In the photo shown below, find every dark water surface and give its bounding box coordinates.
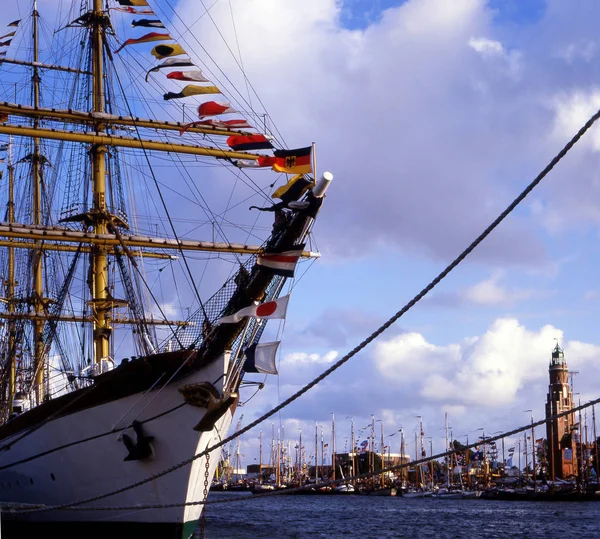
[203,491,600,538]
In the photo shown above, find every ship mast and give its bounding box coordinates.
[31,0,45,404]
[6,140,16,416]
[90,0,111,368]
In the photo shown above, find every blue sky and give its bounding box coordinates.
[3,0,600,468]
[341,0,547,29]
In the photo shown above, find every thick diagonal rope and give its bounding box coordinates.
[21,107,600,514]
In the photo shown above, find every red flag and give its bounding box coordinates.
[166,70,209,83]
[112,7,155,14]
[197,101,237,117]
[216,295,289,325]
[178,119,253,135]
[226,134,273,151]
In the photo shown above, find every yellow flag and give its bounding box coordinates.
[272,175,310,200]
[151,44,186,60]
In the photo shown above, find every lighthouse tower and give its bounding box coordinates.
[545,343,578,480]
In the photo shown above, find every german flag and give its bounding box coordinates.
[272,147,312,174]
[151,43,186,60]
[114,32,171,54]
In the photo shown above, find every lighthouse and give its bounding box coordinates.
[544,343,578,481]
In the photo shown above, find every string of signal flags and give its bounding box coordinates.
[111,0,312,176]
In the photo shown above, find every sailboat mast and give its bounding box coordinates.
[350,418,355,483]
[315,422,318,483]
[259,431,262,485]
[6,140,16,416]
[380,421,385,488]
[31,0,45,404]
[90,0,111,367]
[331,413,335,481]
[445,412,450,488]
[414,431,419,487]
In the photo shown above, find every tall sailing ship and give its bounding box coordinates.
[0,0,331,537]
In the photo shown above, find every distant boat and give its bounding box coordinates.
[333,483,355,494]
[333,465,355,494]
[433,487,464,499]
[403,490,432,498]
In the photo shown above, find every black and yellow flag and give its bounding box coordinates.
[151,43,186,60]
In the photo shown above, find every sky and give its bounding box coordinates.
[2,0,600,470]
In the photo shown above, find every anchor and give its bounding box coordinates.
[122,420,155,461]
[178,382,238,432]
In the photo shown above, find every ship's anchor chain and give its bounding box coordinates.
[199,451,210,539]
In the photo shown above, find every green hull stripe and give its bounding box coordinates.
[182,520,197,539]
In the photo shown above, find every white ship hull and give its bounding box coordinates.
[0,354,234,539]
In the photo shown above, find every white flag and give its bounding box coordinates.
[216,295,289,325]
[243,342,280,375]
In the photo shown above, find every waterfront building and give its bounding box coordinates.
[545,343,578,480]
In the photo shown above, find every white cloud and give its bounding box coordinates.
[372,318,565,407]
[170,0,546,266]
[283,351,339,365]
[469,36,504,56]
[548,90,600,152]
[463,272,535,306]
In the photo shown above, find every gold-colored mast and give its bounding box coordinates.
[6,141,16,416]
[90,0,111,368]
[31,0,45,405]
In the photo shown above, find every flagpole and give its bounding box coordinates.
[311,141,317,182]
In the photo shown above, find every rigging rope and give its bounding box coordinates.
[19,97,600,515]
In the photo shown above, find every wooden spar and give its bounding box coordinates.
[0,223,321,258]
[0,102,254,138]
[0,240,175,259]
[0,124,262,160]
[0,312,192,326]
[0,58,91,75]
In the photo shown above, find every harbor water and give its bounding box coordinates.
[203,492,600,538]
